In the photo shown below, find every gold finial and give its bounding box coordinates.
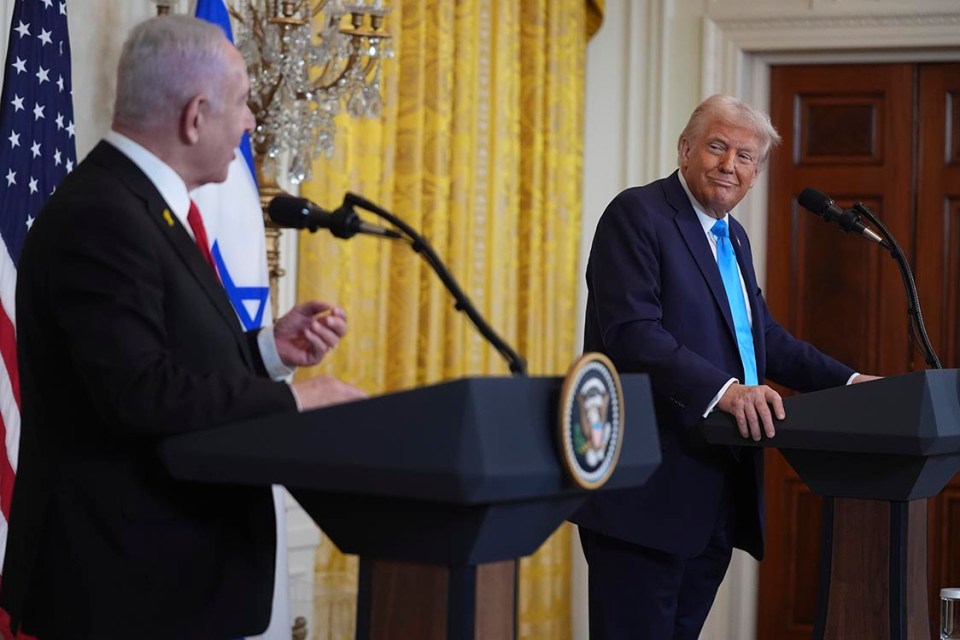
[292,616,308,640]
[152,1,177,15]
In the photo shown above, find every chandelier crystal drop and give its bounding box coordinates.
[228,0,392,184]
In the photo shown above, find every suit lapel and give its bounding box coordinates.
[147,197,247,342]
[664,172,738,341]
[86,142,253,369]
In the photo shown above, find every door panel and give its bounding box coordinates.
[761,63,916,640]
[916,63,960,638]
[766,64,914,377]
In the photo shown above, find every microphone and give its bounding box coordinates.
[797,187,887,247]
[267,195,401,239]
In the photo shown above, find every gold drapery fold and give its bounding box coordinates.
[297,1,599,637]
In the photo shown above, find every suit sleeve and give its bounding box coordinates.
[44,197,296,438]
[759,297,856,391]
[245,330,269,378]
[730,223,856,391]
[586,191,734,426]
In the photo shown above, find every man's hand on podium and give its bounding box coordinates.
[717,383,786,442]
[291,374,368,411]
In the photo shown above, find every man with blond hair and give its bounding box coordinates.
[574,95,878,639]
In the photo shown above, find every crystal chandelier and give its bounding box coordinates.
[228,0,393,183]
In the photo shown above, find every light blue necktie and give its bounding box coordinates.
[711,219,758,386]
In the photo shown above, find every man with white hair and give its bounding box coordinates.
[573,95,878,639]
[0,16,364,639]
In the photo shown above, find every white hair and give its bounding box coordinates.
[677,95,782,169]
[113,16,232,131]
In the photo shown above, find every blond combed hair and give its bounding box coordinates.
[677,95,782,169]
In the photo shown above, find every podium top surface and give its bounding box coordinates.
[161,374,661,505]
[701,369,960,455]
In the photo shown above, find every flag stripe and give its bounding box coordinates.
[0,305,19,409]
[0,422,13,520]
[0,512,7,574]
[0,240,20,485]
[0,240,17,330]
[0,346,20,474]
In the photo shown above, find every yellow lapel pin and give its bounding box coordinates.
[162,208,175,227]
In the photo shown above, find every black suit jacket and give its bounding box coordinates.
[572,172,854,559]
[1,142,298,639]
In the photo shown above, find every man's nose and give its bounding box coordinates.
[718,150,735,173]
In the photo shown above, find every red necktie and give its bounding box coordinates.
[186,200,219,279]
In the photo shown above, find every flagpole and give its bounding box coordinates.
[254,155,287,321]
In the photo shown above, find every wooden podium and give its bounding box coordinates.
[161,375,661,640]
[702,370,960,640]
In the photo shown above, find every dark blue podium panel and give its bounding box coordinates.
[162,375,661,564]
[700,370,960,500]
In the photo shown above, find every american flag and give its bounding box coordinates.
[0,0,76,628]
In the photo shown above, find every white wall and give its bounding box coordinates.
[67,1,156,157]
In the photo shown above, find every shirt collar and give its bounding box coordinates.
[104,130,192,234]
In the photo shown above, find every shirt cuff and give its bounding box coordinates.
[257,326,296,381]
[703,378,739,418]
[846,372,860,385]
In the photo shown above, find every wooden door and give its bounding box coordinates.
[761,64,917,640]
[916,64,960,638]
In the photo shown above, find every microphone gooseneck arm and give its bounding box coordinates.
[833,207,889,249]
[850,202,941,369]
[343,192,528,377]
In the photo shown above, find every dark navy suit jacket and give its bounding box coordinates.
[571,171,854,560]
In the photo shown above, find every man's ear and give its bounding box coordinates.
[679,137,690,167]
[180,94,205,145]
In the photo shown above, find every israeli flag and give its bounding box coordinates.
[192,3,291,640]
[192,0,272,331]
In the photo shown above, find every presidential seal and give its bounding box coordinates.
[559,353,624,489]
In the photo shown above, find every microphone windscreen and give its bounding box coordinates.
[797,187,833,216]
[267,196,311,229]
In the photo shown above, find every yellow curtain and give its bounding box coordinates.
[298,1,602,637]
